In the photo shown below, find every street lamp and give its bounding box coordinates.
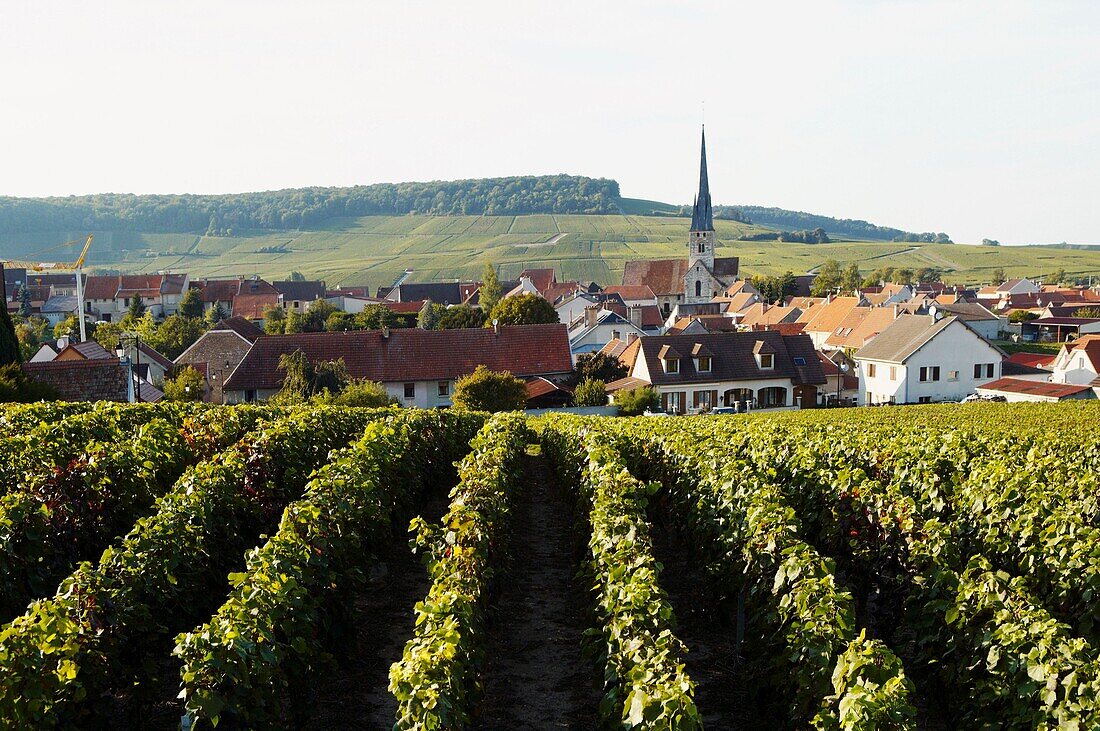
[836,361,849,407]
[116,332,142,403]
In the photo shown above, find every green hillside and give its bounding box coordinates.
[6,214,1100,291]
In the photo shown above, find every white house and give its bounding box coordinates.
[853,314,1005,405]
[1050,335,1100,385]
[567,308,646,357]
[977,278,1041,301]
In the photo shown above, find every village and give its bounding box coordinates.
[4,130,1100,411]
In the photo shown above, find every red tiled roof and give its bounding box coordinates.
[638,304,664,328]
[382,300,425,314]
[622,259,689,297]
[232,293,279,320]
[137,342,174,370]
[193,279,242,302]
[525,377,571,399]
[1005,352,1056,369]
[519,268,556,295]
[60,340,115,360]
[213,316,264,342]
[603,285,657,301]
[977,377,1093,399]
[605,376,650,393]
[85,274,170,301]
[543,281,583,304]
[224,324,574,391]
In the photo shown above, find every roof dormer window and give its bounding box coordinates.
[753,340,776,370]
[691,342,714,373]
[659,344,683,374]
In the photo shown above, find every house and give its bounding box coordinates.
[55,340,116,361]
[975,378,1095,403]
[190,277,279,319]
[853,314,1005,405]
[822,306,899,351]
[525,377,574,408]
[605,331,825,414]
[118,341,174,387]
[84,273,189,321]
[622,129,739,315]
[739,303,803,330]
[799,296,863,349]
[175,316,264,403]
[567,307,647,357]
[927,302,1004,341]
[1021,316,1100,343]
[1049,335,1100,386]
[381,281,474,305]
[222,323,574,407]
[818,351,859,405]
[21,359,130,402]
[40,294,80,326]
[601,285,659,308]
[555,292,626,327]
[273,280,327,313]
[978,278,1041,301]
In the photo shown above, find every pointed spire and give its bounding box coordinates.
[690,126,713,231]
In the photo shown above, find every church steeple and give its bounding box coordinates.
[690,126,713,232]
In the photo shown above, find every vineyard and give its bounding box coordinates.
[0,401,1096,729]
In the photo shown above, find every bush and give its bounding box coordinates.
[451,365,527,412]
[487,293,558,326]
[163,366,206,402]
[614,386,658,416]
[332,379,396,407]
[1008,310,1040,323]
[573,378,607,407]
[0,364,58,403]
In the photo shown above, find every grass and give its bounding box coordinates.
[5,214,1100,292]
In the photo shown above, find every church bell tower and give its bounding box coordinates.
[685,127,715,303]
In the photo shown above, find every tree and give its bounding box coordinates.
[284,310,305,334]
[916,267,943,283]
[303,299,338,332]
[163,366,205,401]
[205,302,228,326]
[811,260,842,296]
[991,268,1007,285]
[614,386,659,416]
[263,305,286,335]
[573,378,608,406]
[840,263,862,293]
[145,315,207,360]
[487,293,558,326]
[127,294,146,320]
[438,305,487,330]
[450,365,527,412]
[179,288,205,319]
[94,321,124,351]
[355,304,402,331]
[1008,310,1040,323]
[417,299,442,330]
[332,379,396,407]
[0,302,20,366]
[274,351,349,402]
[480,262,502,313]
[892,268,914,285]
[53,315,78,341]
[981,239,1001,247]
[1049,268,1067,286]
[17,286,32,319]
[572,351,627,387]
[325,311,356,332]
[1074,306,1100,319]
[288,271,306,282]
[0,364,56,402]
[752,271,798,304]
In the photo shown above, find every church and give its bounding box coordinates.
[621,128,740,316]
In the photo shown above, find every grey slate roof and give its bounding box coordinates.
[854,314,1004,364]
[272,280,326,302]
[637,331,825,386]
[690,127,713,231]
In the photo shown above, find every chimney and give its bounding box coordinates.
[382,326,390,339]
[628,305,643,329]
[585,306,599,328]
[628,332,639,344]
[893,304,898,318]
[493,318,500,335]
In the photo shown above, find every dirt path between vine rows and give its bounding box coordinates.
[649,512,777,730]
[473,453,600,730]
[301,488,450,730]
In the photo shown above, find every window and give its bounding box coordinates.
[403,383,416,399]
[695,280,702,298]
[973,363,995,378]
[918,396,932,404]
[759,353,774,369]
[866,363,877,377]
[919,366,940,382]
[665,391,683,414]
[698,243,705,253]
[889,366,897,380]
[693,390,713,409]
[245,390,257,403]
[793,356,806,366]
[947,370,959,381]
[697,356,711,372]
[664,358,680,374]
[293,300,301,309]
[437,381,450,397]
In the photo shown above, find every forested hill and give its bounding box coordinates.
[0,175,621,235]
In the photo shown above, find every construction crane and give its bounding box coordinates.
[3,234,94,342]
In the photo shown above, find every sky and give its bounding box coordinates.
[1,1,1097,245]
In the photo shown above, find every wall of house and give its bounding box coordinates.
[382,379,454,409]
[653,376,800,412]
[176,331,254,403]
[858,321,1003,404]
[570,321,644,356]
[1052,349,1098,385]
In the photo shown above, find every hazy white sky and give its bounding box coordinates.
[2,1,1097,244]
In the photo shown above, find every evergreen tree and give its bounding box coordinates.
[0,281,20,365]
[17,286,32,319]
[179,288,204,319]
[480,262,502,312]
[417,299,441,329]
[205,302,228,325]
[127,294,146,320]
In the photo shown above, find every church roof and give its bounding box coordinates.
[690,127,714,232]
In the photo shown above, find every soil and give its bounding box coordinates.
[648,514,778,730]
[473,453,600,730]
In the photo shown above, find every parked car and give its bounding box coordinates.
[643,408,672,417]
[711,406,736,415]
